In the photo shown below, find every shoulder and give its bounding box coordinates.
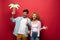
[17,16,23,18]
[37,20,41,24]
[27,17,31,21]
[15,16,22,20]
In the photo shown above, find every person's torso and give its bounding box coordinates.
[18,17,28,34]
[31,21,40,32]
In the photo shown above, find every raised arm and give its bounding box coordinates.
[10,8,16,22]
[9,3,20,22]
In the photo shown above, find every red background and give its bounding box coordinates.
[0,0,60,40]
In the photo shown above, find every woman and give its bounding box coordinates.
[30,12,47,40]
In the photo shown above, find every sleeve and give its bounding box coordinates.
[37,21,41,37]
[27,18,31,30]
[28,18,31,26]
[10,17,18,22]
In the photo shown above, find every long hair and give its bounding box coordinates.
[30,12,40,21]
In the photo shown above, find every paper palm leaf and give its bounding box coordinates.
[9,3,20,9]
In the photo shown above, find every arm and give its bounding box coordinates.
[40,27,44,30]
[10,12,15,22]
[40,26,47,30]
[27,18,31,30]
[37,21,41,37]
[26,18,31,34]
[10,8,16,22]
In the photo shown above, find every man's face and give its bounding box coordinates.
[23,12,28,17]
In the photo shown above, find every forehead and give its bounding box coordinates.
[23,12,27,14]
[33,14,37,15]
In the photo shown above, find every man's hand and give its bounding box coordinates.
[12,7,16,15]
[28,31,31,34]
[12,12,15,15]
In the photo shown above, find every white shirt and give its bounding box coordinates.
[31,21,41,37]
[18,17,29,34]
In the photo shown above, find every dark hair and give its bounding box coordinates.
[23,9,29,14]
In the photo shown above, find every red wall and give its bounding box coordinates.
[0,0,60,40]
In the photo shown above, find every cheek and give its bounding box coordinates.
[24,14,27,16]
[34,16,36,18]
[33,16,36,19]
[32,16,35,18]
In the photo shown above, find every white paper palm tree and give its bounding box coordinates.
[9,3,20,9]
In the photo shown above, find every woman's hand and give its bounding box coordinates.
[41,26,47,30]
[42,26,47,30]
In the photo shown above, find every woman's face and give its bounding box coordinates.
[32,14,37,20]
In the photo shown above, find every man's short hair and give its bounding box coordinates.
[23,9,29,14]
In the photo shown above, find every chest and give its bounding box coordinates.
[20,18,28,24]
[31,22,39,28]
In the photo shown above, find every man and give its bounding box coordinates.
[10,9,31,40]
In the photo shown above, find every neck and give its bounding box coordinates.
[33,19,36,21]
[23,16,27,18]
